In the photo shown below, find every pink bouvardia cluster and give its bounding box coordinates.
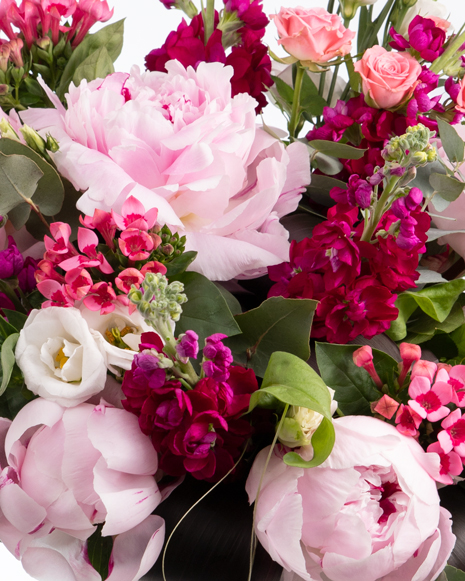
[0,398,165,580]
[0,0,112,49]
[355,344,465,486]
[35,196,168,315]
[145,1,271,113]
[268,192,430,343]
[22,64,309,281]
[122,332,258,482]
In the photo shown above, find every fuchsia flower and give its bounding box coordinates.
[64,266,92,300]
[390,16,446,62]
[68,0,113,46]
[0,236,23,278]
[202,333,234,382]
[83,281,121,315]
[176,330,199,363]
[398,342,421,385]
[395,404,423,437]
[330,174,372,209]
[80,208,117,250]
[115,268,146,294]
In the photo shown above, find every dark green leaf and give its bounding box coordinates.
[306,175,346,207]
[214,283,242,316]
[430,173,465,202]
[0,138,64,215]
[405,300,464,344]
[57,19,125,98]
[8,203,32,230]
[284,417,335,468]
[0,152,44,215]
[300,74,326,117]
[86,524,113,581]
[437,118,464,164]
[386,293,419,342]
[72,46,114,87]
[308,140,367,160]
[404,279,465,322]
[0,332,19,395]
[225,297,317,378]
[165,251,198,278]
[171,272,241,345]
[315,343,397,415]
[313,152,344,175]
[1,310,27,331]
[270,75,294,106]
[421,332,458,360]
[451,323,465,357]
[0,314,19,342]
[444,565,465,580]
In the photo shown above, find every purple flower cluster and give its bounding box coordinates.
[0,236,38,313]
[390,16,446,62]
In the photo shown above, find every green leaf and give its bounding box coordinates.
[410,160,446,199]
[315,343,398,415]
[313,152,344,175]
[444,565,465,580]
[405,300,465,344]
[0,152,44,216]
[171,272,241,345]
[72,46,114,87]
[427,228,465,242]
[165,251,198,278]
[214,283,242,316]
[437,118,464,164]
[0,314,20,343]
[430,173,465,202]
[300,74,326,117]
[386,293,419,342]
[1,310,27,331]
[404,279,465,322]
[308,140,367,160]
[451,323,465,357]
[225,297,317,378]
[284,418,335,468]
[56,19,125,98]
[0,333,19,395]
[251,351,335,467]
[0,138,64,216]
[270,75,294,107]
[86,524,113,581]
[306,175,347,206]
[8,203,32,230]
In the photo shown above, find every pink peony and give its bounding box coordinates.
[270,7,355,64]
[246,415,455,581]
[22,62,310,281]
[354,46,422,109]
[0,398,164,580]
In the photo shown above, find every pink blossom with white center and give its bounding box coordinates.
[58,227,114,274]
[113,195,159,232]
[119,228,154,262]
[43,222,76,262]
[115,268,145,294]
[64,267,92,300]
[408,375,453,422]
[427,441,463,485]
[438,408,465,456]
[411,360,437,382]
[22,62,310,281]
[37,279,74,308]
[395,403,423,437]
[83,281,120,315]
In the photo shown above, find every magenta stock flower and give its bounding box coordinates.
[176,330,199,363]
[390,16,446,62]
[0,236,23,278]
[202,333,234,382]
[330,174,372,209]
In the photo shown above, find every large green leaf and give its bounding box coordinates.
[164,251,197,278]
[225,297,317,378]
[404,300,465,345]
[1,310,27,332]
[444,565,465,580]
[171,272,241,346]
[72,46,114,87]
[308,140,367,160]
[56,19,125,98]
[430,173,465,202]
[437,118,464,164]
[0,332,19,395]
[0,138,64,216]
[300,73,327,118]
[0,152,43,217]
[251,351,335,468]
[315,343,397,415]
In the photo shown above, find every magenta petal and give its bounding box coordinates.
[432,381,454,405]
[106,515,165,581]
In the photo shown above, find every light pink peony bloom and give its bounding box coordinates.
[0,398,164,580]
[21,62,310,280]
[270,7,355,64]
[354,45,422,109]
[246,416,455,581]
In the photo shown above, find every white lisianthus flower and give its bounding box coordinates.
[15,307,107,407]
[398,0,450,36]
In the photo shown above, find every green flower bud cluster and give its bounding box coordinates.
[382,124,437,167]
[129,273,187,323]
[151,225,187,263]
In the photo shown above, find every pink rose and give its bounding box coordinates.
[22,63,310,281]
[246,416,455,581]
[270,7,355,63]
[0,398,164,580]
[354,45,422,109]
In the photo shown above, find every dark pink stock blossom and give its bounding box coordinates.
[390,16,446,62]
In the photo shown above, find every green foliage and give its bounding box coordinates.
[315,343,398,415]
[442,565,465,580]
[56,20,125,99]
[225,297,317,378]
[403,299,465,345]
[86,525,113,581]
[307,140,367,160]
[437,118,464,164]
[251,351,335,467]
[430,173,465,212]
[164,251,198,278]
[300,73,327,118]
[0,152,44,217]
[0,333,19,395]
[171,272,241,346]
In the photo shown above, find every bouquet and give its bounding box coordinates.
[1,0,465,579]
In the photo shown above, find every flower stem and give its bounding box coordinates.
[203,0,215,44]
[360,176,400,242]
[327,64,340,106]
[288,64,305,139]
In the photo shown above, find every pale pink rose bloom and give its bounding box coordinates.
[246,415,455,581]
[21,62,310,281]
[354,46,422,109]
[270,7,355,64]
[0,398,164,580]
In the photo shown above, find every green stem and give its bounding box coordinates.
[0,280,25,313]
[360,176,400,242]
[288,64,305,139]
[344,54,359,92]
[327,0,335,13]
[430,29,465,74]
[318,71,326,98]
[203,0,215,44]
[327,64,340,106]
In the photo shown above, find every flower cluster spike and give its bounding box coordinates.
[382,123,437,167]
[129,272,187,324]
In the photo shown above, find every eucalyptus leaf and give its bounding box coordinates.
[8,203,32,230]
[431,194,452,213]
[0,152,44,216]
[0,315,18,342]
[308,140,367,160]
[437,118,464,164]
[315,343,398,415]
[72,46,114,87]
[171,272,241,346]
[57,19,124,98]
[411,160,447,199]
[427,228,465,242]
[444,565,465,580]
[306,174,346,207]
[312,151,344,175]
[430,173,465,202]
[225,297,317,378]
[0,333,19,396]
[416,269,447,284]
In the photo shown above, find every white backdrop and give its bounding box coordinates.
[1,0,464,578]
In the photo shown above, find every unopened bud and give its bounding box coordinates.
[20,125,46,154]
[36,36,51,50]
[0,118,19,140]
[46,133,59,152]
